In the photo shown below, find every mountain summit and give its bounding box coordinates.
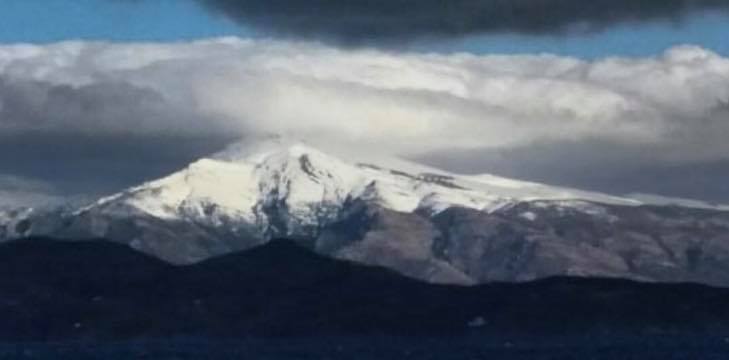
[78,135,640,235]
[4,136,729,285]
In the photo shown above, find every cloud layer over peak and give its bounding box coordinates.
[1,38,729,201]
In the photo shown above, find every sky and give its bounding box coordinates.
[1,0,729,207]
[0,0,245,43]
[0,0,728,58]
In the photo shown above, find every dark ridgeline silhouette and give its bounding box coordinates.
[1,237,729,342]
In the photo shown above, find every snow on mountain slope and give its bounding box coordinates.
[627,193,729,211]
[0,207,33,238]
[76,136,644,238]
[8,136,729,285]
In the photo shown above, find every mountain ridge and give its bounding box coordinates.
[4,137,729,286]
[2,236,729,342]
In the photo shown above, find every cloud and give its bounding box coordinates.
[195,0,729,43]
[1,38,729,200]
[0,132,231,200]
[0,175,64,208]
[420,140,729,203]
[3,39,728,159]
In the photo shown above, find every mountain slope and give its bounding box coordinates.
[70,136,641,239]
[0,207,33,239]
[2,237,729,342]
[62,135,645,262]
[5,136,729,286]
[79,136,642,222]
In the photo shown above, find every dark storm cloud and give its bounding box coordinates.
[197,0,729,42]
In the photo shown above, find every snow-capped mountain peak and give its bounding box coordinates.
[7,136,729,286]
[77,136,645,237]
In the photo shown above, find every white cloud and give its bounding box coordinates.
[1,38,728,163]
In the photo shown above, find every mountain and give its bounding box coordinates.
[2,237,729,342]
[0,207,33,239]
[4,136,729,286]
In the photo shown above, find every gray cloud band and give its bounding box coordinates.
[198,0,729,42]
[1,39,729,202]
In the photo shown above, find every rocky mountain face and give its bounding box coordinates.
[0,207,33,239]
[3,136,729,286]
